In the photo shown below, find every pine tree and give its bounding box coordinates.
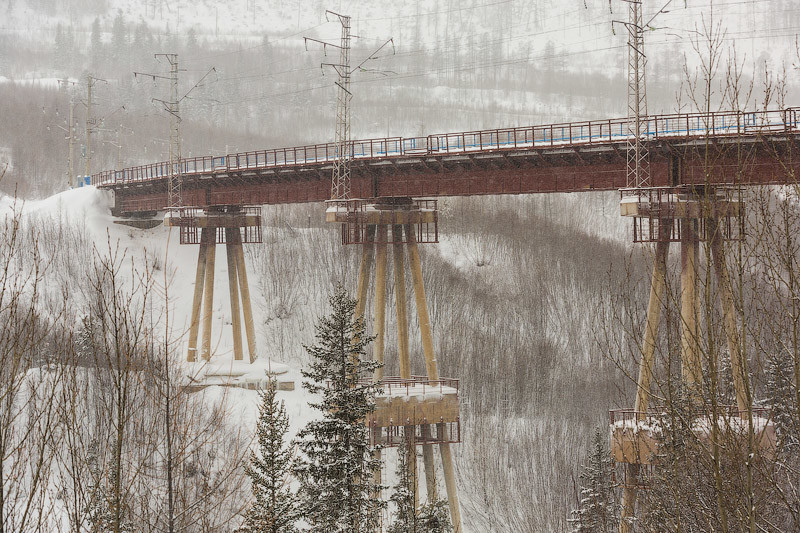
[293,285,383,533]
[90,17,103,68]
[388,440,453,533]
[417,500,453,533]
[240,377,298,533]
[569,428,618,533]
[764,351,798,450]
[388,441,416,533]
[111,11,128,65]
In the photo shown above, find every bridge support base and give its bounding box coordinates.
[615,186,769,532]
[332,197,462,533]
[166,206,262,364]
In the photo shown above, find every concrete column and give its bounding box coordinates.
[393,225,411,379]
[406,224,439,379]
[634,237,671,414]
[710,219,749,413]
[200,227,217,361]
[406,224,441,502]
[225,228,243,361]
[681,219,703,392]
[355,225,376,322]
[405,428,419,512]
[234,236,257,363]
[374,224,388,382]
[621,232,670,533]
[421,424,438,502]
[187,228,209,362]
[438,423,462,533]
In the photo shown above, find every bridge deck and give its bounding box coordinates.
[92,108,800,215]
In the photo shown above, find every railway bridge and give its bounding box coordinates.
[92,106,800,533]
[92,108,800,215]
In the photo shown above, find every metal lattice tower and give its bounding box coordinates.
[331,14,352,200]
[625,0,649,188]
[84,74,95,182]
[160,53,183,208]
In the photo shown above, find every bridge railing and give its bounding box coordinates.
[223,137,406,171]
[426,108,798,155]
[91,108,800,188]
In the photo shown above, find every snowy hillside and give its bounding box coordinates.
[0,184,636,531]
[2,0,799,197]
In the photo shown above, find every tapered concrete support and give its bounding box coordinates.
[620,463,639,533]
[421,424,438,502]
[393,225,411,379]
[406,224,439,379]
[234,239,258,363]
[373,225,388,382]
[405,428,419,511]
[634,238,670,414]
[339,212,459,531]
[225,229,244,361]
[356,225,376,321]
[187,229,209,362]
[710,221,749,413]
[620,236,670,533]
[200,233,217,362]
[406,224,443,504]
[438,424,462,533]
[681,220,703,392]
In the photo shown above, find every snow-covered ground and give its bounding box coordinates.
[5,184,313,429]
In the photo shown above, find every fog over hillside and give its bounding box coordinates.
[1,0,798,196]
[2,1,800,532]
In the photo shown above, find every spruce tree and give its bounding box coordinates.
[765,352,798,450]
[417,500,453,533]
[240,378,298,533]
[293,286,383,533]
[388,440,452,533]
[569,428,618,533]
[388,441,417,533]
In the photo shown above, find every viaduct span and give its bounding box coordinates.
[92,108,800,215]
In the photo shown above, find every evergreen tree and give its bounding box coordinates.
[718,351,737,407]
[85,439,134,533]
[417,500,453,533]
[240,378,299,533]
[388,440,453,533]
[764,351,798,450]
[569,428,618,533]
[388,441,416,533]
[54,23,66,70]
[111,10,128,66]
[293,286,383,533]
[90,17,103,67]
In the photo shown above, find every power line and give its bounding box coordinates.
[182,21,331,64]
[356,0,515,22]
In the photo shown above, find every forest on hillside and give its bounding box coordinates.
[2,0,799,197]
[2,1,800,531]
